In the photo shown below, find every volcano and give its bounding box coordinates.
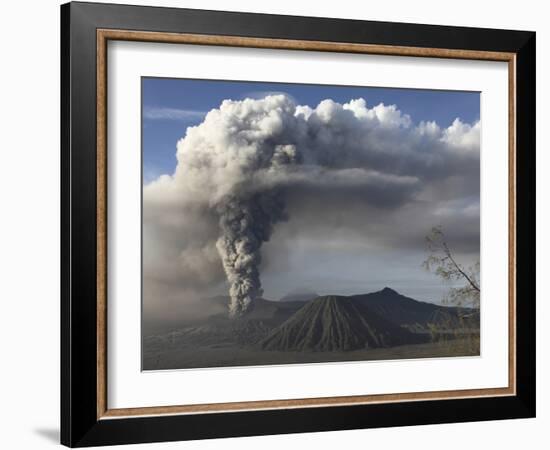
[260,295,419,352]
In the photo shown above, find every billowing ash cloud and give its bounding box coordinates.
[216,192,288,316]
[144,95,479,317]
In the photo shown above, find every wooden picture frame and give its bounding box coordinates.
[61,1,535,447]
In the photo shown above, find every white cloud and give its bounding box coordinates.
[242,90,298,103]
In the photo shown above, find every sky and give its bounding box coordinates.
[141,77,480,322]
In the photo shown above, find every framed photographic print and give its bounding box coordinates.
[60,1,536,447]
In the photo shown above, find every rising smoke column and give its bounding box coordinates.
[216,191,288,317]
[173,96,302,317]
[215,143,298,316]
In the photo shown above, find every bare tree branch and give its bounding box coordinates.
[423,226,480,308]
[441,241,480,292]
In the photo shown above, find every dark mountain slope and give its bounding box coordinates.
[260,295,421,352]
[351,288,479,330]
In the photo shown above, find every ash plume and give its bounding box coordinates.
[216,192,288,317]
[143,94,480,317]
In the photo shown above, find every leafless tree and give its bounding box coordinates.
[423,226,480,308]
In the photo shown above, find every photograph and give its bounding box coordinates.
[141,78,481,370]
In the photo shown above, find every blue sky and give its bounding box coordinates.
[142,77,480,184]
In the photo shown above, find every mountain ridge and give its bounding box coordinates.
[146,288,479,354]
[350,288,479,331]
[260,295,421,352]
